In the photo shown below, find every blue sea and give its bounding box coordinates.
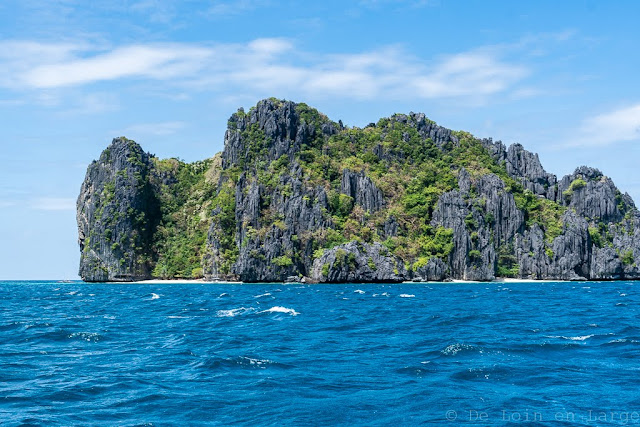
[2,280,640,426]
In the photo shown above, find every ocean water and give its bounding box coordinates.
[1,281,640,426]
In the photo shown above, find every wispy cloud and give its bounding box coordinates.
[0,38,529,103]
[205,0,270,17]
[359,0,439,9]
[569,104,640,147]
[413,50,527,98]
[31,197,76,211]
[0,197,76,211]
[0,40,82,88]
[22,44,212,88]
[117,121,186,137]
[129,0,177,24]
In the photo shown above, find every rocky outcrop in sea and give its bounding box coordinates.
[77,98,640,282]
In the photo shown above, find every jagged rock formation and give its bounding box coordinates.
[341,169,384,213]
[77,138,159,281]
[312,242,407,283]
[78,98,640,282]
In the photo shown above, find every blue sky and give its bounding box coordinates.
[1,0,640,279]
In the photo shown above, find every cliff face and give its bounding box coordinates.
[78,99,640,282]
[77,138,159,281]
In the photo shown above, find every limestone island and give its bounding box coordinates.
[77,98,640,283]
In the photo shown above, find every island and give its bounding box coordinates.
[77,98,640,282]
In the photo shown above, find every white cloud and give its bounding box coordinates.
[247,38,293,55]
[22,44,211,88]
[31,197,76,211]
[571,104,640,146]
[0,38,529,103]
[414,51,527,98]
[0,40,82,88]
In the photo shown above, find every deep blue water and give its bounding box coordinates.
[1,281,640,426]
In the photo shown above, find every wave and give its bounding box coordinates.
[150,293,160,300]
[399,294,415,298]
[215,306,300,317]
[68,331,103,342]
[440,343,478,356]
[603,338,640,346]
[372,292,391,297]
[202,356,292,370]
[546,334,594,341]
[450,365,516,381]
[254,293,272,298]
[1,321,53,332]
[216,307,254,318]
[395,365,435,377]
[261,306,300,316]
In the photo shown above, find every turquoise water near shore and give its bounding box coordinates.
[1,280,639,425]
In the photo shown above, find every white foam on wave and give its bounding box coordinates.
[372,292,389,297]
[68,331,101,342]
[150,293,160,300]
[609,338,638,344]
[254,293,272,298]
[354,289,365,294]
[547,334,594,341]
[245,357,272,366]
[167,315,188,319]
[441,343,474,356]
[262,306,300,316]
[216,307,253,317]
[399,294,415,298]
[232,356,276,367]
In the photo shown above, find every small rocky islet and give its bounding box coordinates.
[77,98,640,282]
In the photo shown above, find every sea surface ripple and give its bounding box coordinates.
[1,280,640,426]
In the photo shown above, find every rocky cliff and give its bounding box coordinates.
[77,138,159,281]
[77,98,640,282]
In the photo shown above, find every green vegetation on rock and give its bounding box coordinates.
[151,156,219,278]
